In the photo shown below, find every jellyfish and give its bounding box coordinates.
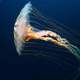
[14,1,80,61]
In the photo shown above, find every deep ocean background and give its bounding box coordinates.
[0,0,80,80]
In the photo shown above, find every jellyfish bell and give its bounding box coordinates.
[14,2,32,55]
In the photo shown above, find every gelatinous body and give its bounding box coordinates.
[14,2,80,61]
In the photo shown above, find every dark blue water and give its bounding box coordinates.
[0,0,80,80]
